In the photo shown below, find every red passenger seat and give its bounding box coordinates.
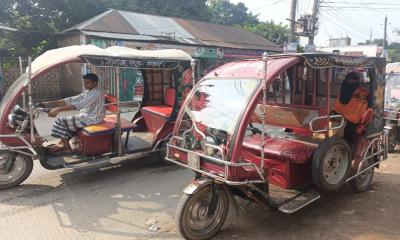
[141,87,175,118]
[242,134,316,164]
[141,87,176,133]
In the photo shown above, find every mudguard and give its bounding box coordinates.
[183,177,240,215]
[183,177,214,195]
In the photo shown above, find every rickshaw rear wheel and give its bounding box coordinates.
[156,141,173,165]
[349,158,375,193]
[176,184,229,240]
[0,151,33,190]
[312,136,351,192]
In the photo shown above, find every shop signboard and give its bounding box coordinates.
[193,47,218,59]
[222,48,264,58]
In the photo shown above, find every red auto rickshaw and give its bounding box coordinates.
[0,45,195,189]
[384,62,400,152]
[166,53,388,240]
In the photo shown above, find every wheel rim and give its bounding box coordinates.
[355,160,373,187]
[184,188,227,236]
[322,145,349,185]
[0,153,27,184]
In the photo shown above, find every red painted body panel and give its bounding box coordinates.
[204,57,299,80]
[240,134,314,188]
[78,131,113,156]
[242,134,316,164]
[141,109,169,134]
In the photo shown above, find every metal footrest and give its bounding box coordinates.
[64,155,111,169]
[278,190,321,214]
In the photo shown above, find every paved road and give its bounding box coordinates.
[1,116,400,240]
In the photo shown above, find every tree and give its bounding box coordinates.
[357,38,388,47]
[0,0,211,56]
[244,21,293,46]
[207,0,258,26]
[388,42,400,62]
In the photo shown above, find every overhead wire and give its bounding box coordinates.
[321,3,371,33]
[320,10,370,37]
[321,10,370,40]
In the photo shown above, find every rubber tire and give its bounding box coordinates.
[387,128,398,153]
[349,159,375,193]
[312,136,352,192]
[0,151,33,190]
[176,185,229,240]
[156,141,173,165]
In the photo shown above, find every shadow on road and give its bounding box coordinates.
[216,171,400,240]
[1,156,399,240]
[0,157,192,239]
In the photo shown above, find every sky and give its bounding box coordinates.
[230,0,400,47]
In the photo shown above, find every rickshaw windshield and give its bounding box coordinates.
[0,73,27,114]
[385,73,400,109]
[179,78,259,149]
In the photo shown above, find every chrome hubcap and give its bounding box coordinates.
[323,146,348,184]
[0,153,26,183]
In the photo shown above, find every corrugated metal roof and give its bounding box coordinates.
[62,9,114,33]
[173,18,281,51]
[85,10,138,34]
[119,10,193,39]
[61,9,282,52]
[82,31,160,41]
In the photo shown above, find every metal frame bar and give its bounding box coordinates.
[309,114,345,133]
[384,109,400,121]
[346,133,388,182]
[0,134,37,156]
[27,57,35,145]
[166,139,266,185]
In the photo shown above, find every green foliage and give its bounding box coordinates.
[207,0,258,26]
[244,21,293,46]
[358,38,388,47]
[358,40,400,62]
[388,42,400,62]
[0,0,210,56]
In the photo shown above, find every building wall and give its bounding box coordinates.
[1,59,61,103]
[58,33,84,97]
[2,67,60,103]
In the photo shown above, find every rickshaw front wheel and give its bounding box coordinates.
[176,184,229,240]
[349,158,374,193]
[312,136,351,192]
[0,151,33,190]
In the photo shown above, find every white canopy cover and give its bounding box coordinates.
[387,62,400,74]
[30,45,193,76]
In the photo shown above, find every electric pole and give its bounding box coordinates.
[289,0,297,43]
[308,0,320,45]
[383,15,388,58]
[370,29,373,45]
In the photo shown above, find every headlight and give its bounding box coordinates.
[12,105,28,118]
[8,114,17,127]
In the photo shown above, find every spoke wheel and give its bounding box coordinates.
[312,136,351,192]
[0,151,33,190]
[176,185,229,240]
[349,159,374,193]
